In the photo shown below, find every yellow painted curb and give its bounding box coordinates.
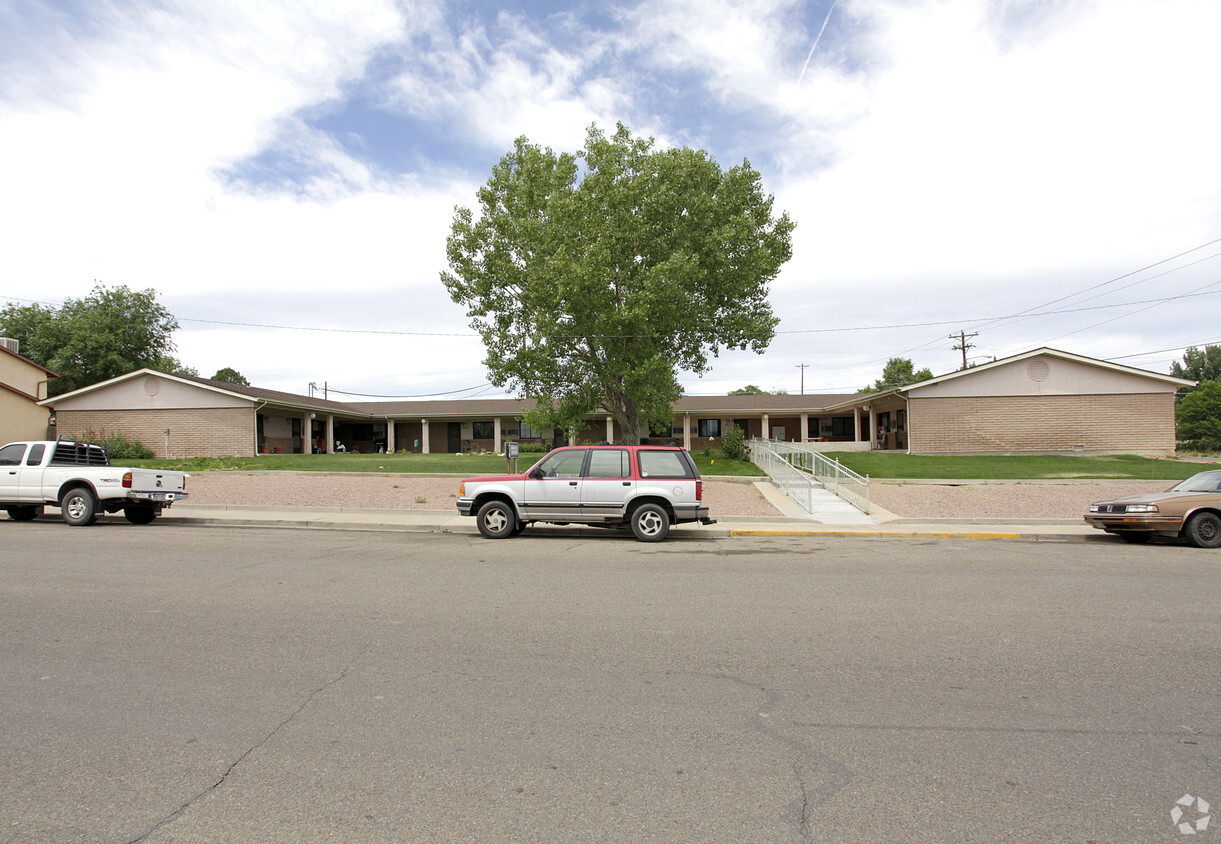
[729,529,1024,540]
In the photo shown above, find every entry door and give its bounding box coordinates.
[447,422,461,453]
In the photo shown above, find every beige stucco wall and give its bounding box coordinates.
[1,390,52,442]
[51,374,250,411]
[55,407,254,458]
[0,352,49,398]
[909,393,1177,455]
[913,355,1181,399]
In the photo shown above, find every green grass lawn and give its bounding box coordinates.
[126,451,764,477]
[127,450,1204,481]
[820,452,1199,481]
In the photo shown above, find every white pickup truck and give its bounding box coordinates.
[0,440,188,526]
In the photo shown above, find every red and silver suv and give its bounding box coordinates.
[456,445,715,542]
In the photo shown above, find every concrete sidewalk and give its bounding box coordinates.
[154,502,1106,542]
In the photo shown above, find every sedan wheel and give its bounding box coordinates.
[1184,511,1221,549]
[476,500,515,539]
[631,503,670,542]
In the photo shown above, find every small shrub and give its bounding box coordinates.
[517,442,548,454]
[722,424,747,461]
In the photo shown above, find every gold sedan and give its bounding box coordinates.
[1085,470,1221,547]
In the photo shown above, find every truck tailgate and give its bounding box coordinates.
[126,469,186,495]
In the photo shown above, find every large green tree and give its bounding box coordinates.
[211,367,250,386]
[0,283,195,396]
[1171,344,1221,392]
[442,123,793,444]
[1176,381,1221,451]
[859,357,934,393]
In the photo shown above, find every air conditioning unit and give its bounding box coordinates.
[0,337,18,354]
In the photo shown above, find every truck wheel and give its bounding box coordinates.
[476,500,515,539]
[631,503,670,542]
[60,487,98,526]
[1184,511,1221,549]
[124,506,157,525]
[6,505,43,521]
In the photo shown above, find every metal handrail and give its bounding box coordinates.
[749,438,871,515]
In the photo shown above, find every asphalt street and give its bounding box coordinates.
[0,524,1218,842]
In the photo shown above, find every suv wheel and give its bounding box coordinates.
[631,503,670,542]
[476,500,516,539]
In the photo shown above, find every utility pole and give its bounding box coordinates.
[796,363,809,395]
[949,331,978,370]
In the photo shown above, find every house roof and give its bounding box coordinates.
[817,346,1195,411]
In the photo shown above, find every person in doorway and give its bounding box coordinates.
[334,440,347,453]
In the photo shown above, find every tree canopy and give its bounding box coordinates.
[859,358,934,393]
[0,283,195,396]
[729,384,788,395]
[442,123,793,444]
[211,367,250,386]
[1171,344,1221,391]
[1176,381,1221,451]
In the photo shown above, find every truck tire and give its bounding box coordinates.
[60,487,98,526]
[124,506,157,525]
[476,500,516,539]
[1184,511,1221,549]
[6,505,43,521]
[630,503,670,542]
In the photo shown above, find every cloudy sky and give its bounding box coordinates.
[2,0,1219,400]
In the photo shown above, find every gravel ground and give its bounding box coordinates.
[182,472,1173,520]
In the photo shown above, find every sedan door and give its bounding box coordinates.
[520,448,587,520]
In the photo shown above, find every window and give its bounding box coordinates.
[733,419,751,438]
[697,418,721,438]
[586,448,630,478]
[0,443,26,466]
[519,422,540,439]
[831,417,855,437]
[638,449,695,479]
[472,421,495,439]
[25,444,45,466]
[536,449,586,479]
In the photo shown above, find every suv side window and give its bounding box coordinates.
[585,449,630,479]
[638,449,694,479]
[536,449,587,479]
[0,443,27,466]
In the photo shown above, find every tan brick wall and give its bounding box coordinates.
[55,407,254,457]
[909,394,1177,455]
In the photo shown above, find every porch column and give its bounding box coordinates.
[302,412,311,454]
[605,415,614,443]
[683,413,691,450]
[853,408,861,443]
[869,406,878,449]
[386,419,396,453]
[800,412,809,443]
[761,413,770,440]
[326,415,335,453]
[494,417,502,455]
[421,418,430,454]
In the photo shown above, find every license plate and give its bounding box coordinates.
[151,492,175,501]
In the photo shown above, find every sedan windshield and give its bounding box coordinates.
[1168,472,1221,493]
